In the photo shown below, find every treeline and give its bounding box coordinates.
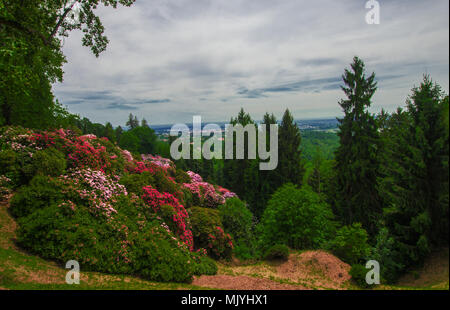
[178,57,449,282]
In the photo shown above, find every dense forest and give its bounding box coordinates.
[1,1,448,288]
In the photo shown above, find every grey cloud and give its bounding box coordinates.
[106,102,139,110]
[52,0,449,125]
[238,77,342,98]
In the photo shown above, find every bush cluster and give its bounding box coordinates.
[258,183,335,251]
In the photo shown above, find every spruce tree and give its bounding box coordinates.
[223,108,261,216]
[257,112,279,217]
[380,76,449,270]
[275,109,305,188]
[334,56,382,236]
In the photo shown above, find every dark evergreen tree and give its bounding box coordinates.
[223,108,261,216]
[308,148,323,195]
[333,56,382,236]
[126,113,139,129]
[104,122,116,143]
[380,76,449,272]
[115,125,123,143]
[275,108,305,188]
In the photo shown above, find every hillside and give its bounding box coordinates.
[1,126,448,291]
[1,193,448,290]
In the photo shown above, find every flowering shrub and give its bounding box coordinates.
[142,154,174,170]
[62,169,127,218]
[183,171,237,208]
[142,185,193,250]
[187,171,203,183]
[207,226,234,259]
[2,125,231,282]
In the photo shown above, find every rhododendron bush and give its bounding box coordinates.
[142,185,194,250]
[0,126,244,282]
[183,171,237,208]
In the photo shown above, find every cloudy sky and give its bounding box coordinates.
[52,0,449,126]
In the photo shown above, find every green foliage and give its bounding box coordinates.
[119,172,154,195]
[189,206,222,249]
[10,175,65,218]
[334,56,382,236]
[23,147,66,179]
[301,130,339,161]
[0,1,135,128]
[276,109,306,187]
[218,197,256,259]
[192,255,218,276]
[175,169,191,184]
[370,228,404,283]
[119,126,158,154]
[326,223,370,265]
[263,244,289,261]
[349,264,371,288]
[258,184,335,250]
[222,108,262,217]
[151,168,181,197]
[379,76,449,275]
[0,149,18,185]
[17,202,195,283]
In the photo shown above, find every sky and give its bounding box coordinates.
[52,0,449,126]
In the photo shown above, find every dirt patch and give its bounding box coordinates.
[215,250,351,290]
[275,251,351,289]
[192,275,306,290]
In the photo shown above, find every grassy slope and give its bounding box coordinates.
[1,194,448,290]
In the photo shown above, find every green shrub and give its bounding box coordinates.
[207,226,233,260]
[16,195,197,283]
[175,169,191,184]
[326,223,370,265]
[263,244,289,261]
[370,228,404,283]
[0,149,16,175]
[0,149,21,187]
[189,206,222,249]
[181,187,194,208]
[10,175,66,218]
[23,147,67,179]
[119,172,154,195]
[218,197,253,242]
[152,168,181,197]
[192,255,218,276]
[218,197,256,259]
[350,264,371,288]
[258,184,335,250]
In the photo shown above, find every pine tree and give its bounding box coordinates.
[115,126,123,143]
[257,112,279,217]
[334,56,382,236]
[223,108,261,216]
[308,148,323,195]
[104,122,116,143]
[275,109,305,188]
[380,76,449,269]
